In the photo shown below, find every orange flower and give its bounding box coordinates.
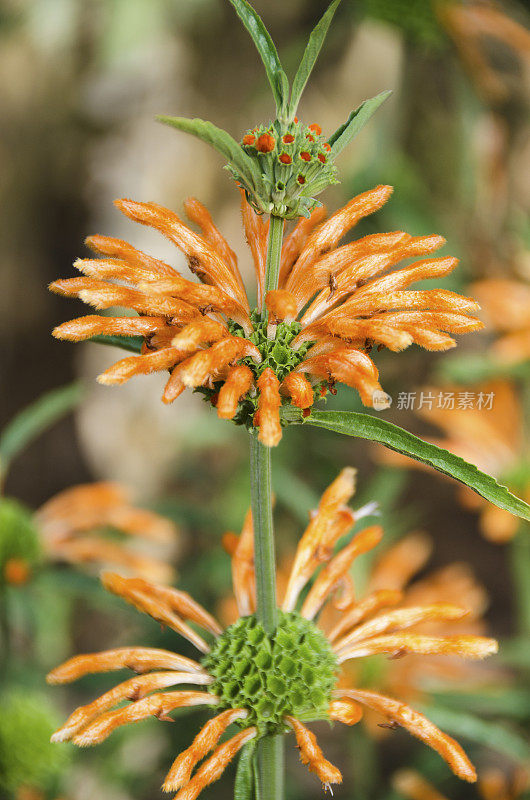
[49,470,497,796]
[339,531,494,707]
[51,187,480,446]
[472,279,530,365]
[394,767,529,800]
[4,558,31,586]
[36,482,178,582]
[438,1,530,104]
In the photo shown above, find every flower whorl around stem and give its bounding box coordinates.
[48,469,498,798]
[1,483,179,585]
[51,187,482,446]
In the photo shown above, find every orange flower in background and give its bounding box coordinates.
[50,186,481,446]
[381,380,528,542]
[472,280,530,365]
[48,469,497,797]
[394,766,529,800]
[36,482,178,582]
[438,1,530,104]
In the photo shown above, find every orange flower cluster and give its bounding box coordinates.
[338,531,492,707]
[51,186,481,446]
[48,470,497,798]
[36,482,178,582]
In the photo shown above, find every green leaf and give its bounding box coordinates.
[328,90,392,156]
[420,704,530,764]
[234,739,256,800]
[429,688,530,721]
[303,410,530,521]
[90,334,143,353]
[497,636,530,669]
[0,382,83,480]
[227,0,289,115]
[288,0,342,119]
[156,116,261,188]
[437,352,530,384]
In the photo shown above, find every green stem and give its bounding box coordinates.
[510,522,530,637]
[251,211,285,800]
[249,437,277,633]
[261,215,284,319]
[0,582,10,681]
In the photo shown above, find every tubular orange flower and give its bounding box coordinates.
[49,470,497,796]
[51,187,481,446]
[35,482,178,582]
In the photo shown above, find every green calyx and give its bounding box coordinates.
[0,498,41,581]
[231,312,314,382]
[198,312,320,429]
[230,119,339,219]
[202,611,338,735]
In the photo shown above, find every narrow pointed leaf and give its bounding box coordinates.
[157,116,261,188]
[228,0,289,115]
[303,410,530,521]
[234,740,256,800]
[0,382,83,478]
[289,0,342,119]
[90,334,143,353]
[328,90,392,156]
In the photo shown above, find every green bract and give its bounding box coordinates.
[202,612,338,735]
[198,312,319,429]
[232,312,314,381]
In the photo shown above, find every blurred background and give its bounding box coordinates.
[1,1,530,798]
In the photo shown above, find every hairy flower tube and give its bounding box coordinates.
[48,469,497,797]
[318,529,492,708]
[50,187,482,446]
[1,482,178,586]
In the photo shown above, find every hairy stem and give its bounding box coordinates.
[251,211,285,800]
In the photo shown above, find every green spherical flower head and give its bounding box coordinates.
[232,119,339,219]
[0,690,70,793]
[0,498,41,579]
[202,611,338,735]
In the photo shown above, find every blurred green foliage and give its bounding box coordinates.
[0,690,71,795]
[358,0,447,47]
